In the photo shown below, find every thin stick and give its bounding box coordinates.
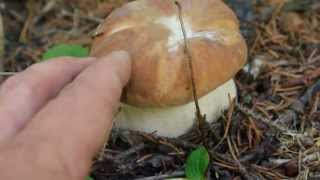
[134,171,185,180]
[0,72,17,76]
[0,12,4,83]
[236,102,287,133]
[0,12,4,57]
[174,1,203,123]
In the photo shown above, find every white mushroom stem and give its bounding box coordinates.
[114,79,237,137]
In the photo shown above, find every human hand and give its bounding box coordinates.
[0,51,131,179]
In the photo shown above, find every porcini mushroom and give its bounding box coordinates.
[90,0,247,137]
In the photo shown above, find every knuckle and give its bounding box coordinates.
[0,75,23,95]
[0,74,37,99]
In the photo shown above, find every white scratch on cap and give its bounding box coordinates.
[155,15,221,52]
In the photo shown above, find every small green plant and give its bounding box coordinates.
[42,44,89,61]
[185,146,210,180]
[85,176,94,180]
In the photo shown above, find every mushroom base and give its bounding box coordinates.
[114,79,237,137]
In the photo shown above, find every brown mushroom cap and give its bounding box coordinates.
[90,0,247,107]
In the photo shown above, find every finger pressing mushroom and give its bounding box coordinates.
[91,0,247,137]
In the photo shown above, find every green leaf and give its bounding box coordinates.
[85,176,94,180]
[185,146,210,180]
[42,44,89,60]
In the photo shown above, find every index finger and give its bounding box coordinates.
[14,51,131,179]
[0,57,95,146]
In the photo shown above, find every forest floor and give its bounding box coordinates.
[0,0,320,179]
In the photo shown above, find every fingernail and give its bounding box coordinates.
[97,50,132,86]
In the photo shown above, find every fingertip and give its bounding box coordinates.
[97,50,132,86]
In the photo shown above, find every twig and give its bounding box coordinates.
[174,0,206,144]
[276,80,320,131]
[97,140,109,161]
[303,151,320,163]
[0,72,17,76]
[60,9,103,24]
[33,0,57,24]
[226,136,251,179]
[6,10,25,23]
[0,11,3,57]
[68,9,81,38]
[174,1,202,118]
[0,11,4,83]
[214,97,235,149]
[252,164,288,179]
[299,80,320,107]
[134,171,185,180]
[298,150,302,175]
[114,143,146,160]
[19,0,35,43]
[236,102,288,133]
